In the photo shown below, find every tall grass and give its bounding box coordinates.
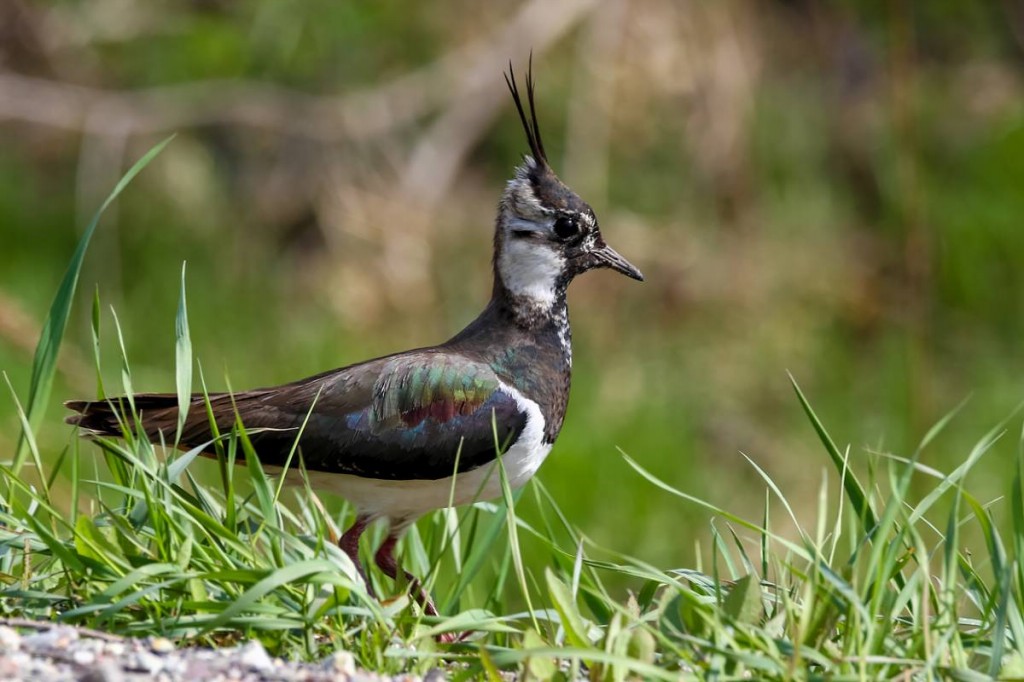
[2,142,1024,679]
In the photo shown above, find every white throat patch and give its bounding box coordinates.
[497,238,564,308]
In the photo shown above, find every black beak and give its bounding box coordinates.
[594,243,644,281]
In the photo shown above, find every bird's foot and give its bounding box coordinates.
[373,532,474,643]
[435,629,473,644]
[413,586,474,644]
[435,631,461,644]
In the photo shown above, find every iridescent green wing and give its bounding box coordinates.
[246,352,528,480]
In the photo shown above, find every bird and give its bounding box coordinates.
[65,62,643,620]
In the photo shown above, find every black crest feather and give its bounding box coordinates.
[504,55,547,166]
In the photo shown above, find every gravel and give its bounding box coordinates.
[0,619,444,682]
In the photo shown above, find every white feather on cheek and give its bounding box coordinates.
[497,238,563,307]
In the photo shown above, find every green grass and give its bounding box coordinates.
[5,143,1024,680]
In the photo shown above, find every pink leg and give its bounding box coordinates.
[339,514,374,596]
[375,533,448,616]
[374,526,465,644]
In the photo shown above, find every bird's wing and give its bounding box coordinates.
[234,352,530,480]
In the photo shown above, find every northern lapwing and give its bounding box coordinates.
[66,63,643,620]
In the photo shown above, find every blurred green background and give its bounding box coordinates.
[2,0,1024,571]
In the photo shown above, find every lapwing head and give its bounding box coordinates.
[494,62,643,310]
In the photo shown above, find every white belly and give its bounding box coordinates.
[271,385,552,525]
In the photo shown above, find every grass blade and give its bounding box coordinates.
[175,261,192,446]
[14,135,174,473]
[789,373,878,535]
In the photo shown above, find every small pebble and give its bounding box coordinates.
[237,641,273,672]
[131,649,165,674]
[149,636,175,654]
[80,659,125,682]
[0,626,21,652]
[325,650,356,676]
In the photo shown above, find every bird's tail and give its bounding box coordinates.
[65,393,228,446]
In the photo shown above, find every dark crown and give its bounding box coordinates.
[504,60,591,216]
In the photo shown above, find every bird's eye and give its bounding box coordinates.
[553,216,578,240]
